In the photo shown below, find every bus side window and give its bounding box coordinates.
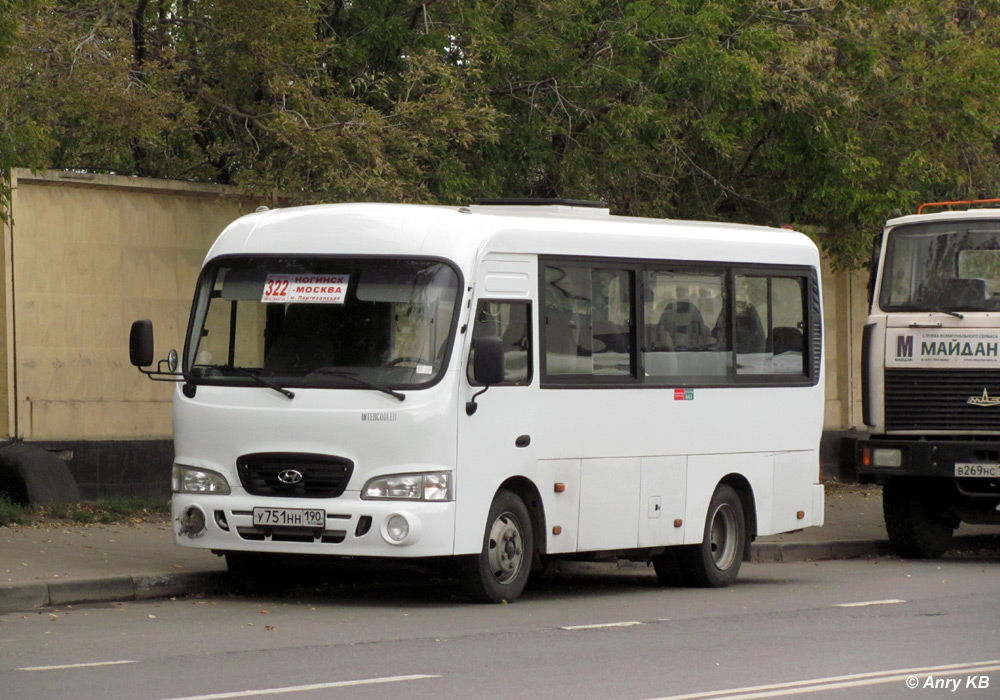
[735,275,806,376]
[643,269,729,380]
[468,301,532,385]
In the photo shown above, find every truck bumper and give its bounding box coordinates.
[857,437,1000,484]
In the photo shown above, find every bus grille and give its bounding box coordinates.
[236,453,354,498]
[885,369,1000,431]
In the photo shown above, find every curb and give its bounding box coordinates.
[751,538,893,563]
[1,571,228,615]
[0,539,893,615]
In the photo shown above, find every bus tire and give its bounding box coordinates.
[460,490,533,604]
[883,479,954,559]
[680,484,745,588]
[652,547,687,586]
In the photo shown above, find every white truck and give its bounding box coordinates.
[857,199,1000,557]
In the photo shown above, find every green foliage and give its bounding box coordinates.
[0,494,32,526]
[2,0,1000,269]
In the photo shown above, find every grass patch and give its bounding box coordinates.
[0,495,34,526]
[0,495,170,527]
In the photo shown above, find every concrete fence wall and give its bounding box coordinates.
[3,169,256,497]
[0,169,870,498]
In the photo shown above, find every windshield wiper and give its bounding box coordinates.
[203,365,295,399]
[888,305,965,319]
[308,368,406,401]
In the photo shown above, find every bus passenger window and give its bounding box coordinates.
[735,275,806,376]
[543,266,633,378]
[468,301,531,385]
[643,270,729,381]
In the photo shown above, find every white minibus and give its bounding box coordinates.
[130,200,825,603]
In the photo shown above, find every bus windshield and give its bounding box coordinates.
[185,257,460,390]
[879,221,1000,312]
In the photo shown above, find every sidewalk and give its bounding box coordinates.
[2,485,998,613]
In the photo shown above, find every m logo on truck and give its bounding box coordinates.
[896,335,914,360]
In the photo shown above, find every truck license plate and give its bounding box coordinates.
[252,507,325,528]
[954,463,1000,478]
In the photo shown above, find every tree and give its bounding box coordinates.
[3,0,1000,268]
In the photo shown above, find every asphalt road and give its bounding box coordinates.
[1,556,998,700]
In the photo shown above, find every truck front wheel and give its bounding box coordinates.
[883,479,956,559]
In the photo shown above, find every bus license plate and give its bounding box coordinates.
[253,507,325,528]
[954,463,1000,478]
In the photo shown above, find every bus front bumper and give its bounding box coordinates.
[171,492,457,558]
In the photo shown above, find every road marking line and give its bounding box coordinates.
[561,621,643,630]
[152,674,440,700]
[17,660,136,671]
[834,599,906,607]
[641,660,1000,700]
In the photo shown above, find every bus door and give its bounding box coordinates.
[454,256,543,555]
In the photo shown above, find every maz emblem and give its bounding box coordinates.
[967,389,1000,407]
[277,469,305,485]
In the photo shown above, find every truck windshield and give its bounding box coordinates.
[879,221,1000,312]
[185,257,461,390]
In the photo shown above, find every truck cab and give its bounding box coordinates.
[858,200,1000,557]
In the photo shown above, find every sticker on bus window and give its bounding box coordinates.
[261,274,349,304]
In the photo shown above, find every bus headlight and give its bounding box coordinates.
[172,465,231,494]
[362,471,452,501]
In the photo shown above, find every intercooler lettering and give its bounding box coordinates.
[362,412,397,422]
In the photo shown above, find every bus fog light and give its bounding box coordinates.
[385,514,409,542]
[380,512,422,546]
[178,506,207,537]
[873,448,902,468]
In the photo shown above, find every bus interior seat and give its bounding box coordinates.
[735,302,766,353]
[592,319,630,353]
[263,304,336,374]
[646,322,674,351]
[545,305,580,355]
[658,300,709,351]
[771,326,803,355]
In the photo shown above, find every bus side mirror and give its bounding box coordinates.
[467,336,504,416]
[130,319,155,368]
[473,336,505,386]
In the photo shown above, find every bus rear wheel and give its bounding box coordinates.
[883,479,955,559]
[460,490,533,604]
[680,484,746,588]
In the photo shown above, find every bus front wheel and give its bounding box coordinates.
[460,490,533,604]
[680,484,746,588]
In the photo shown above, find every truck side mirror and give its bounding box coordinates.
[467,336,504,415]
[129,319,155,368]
